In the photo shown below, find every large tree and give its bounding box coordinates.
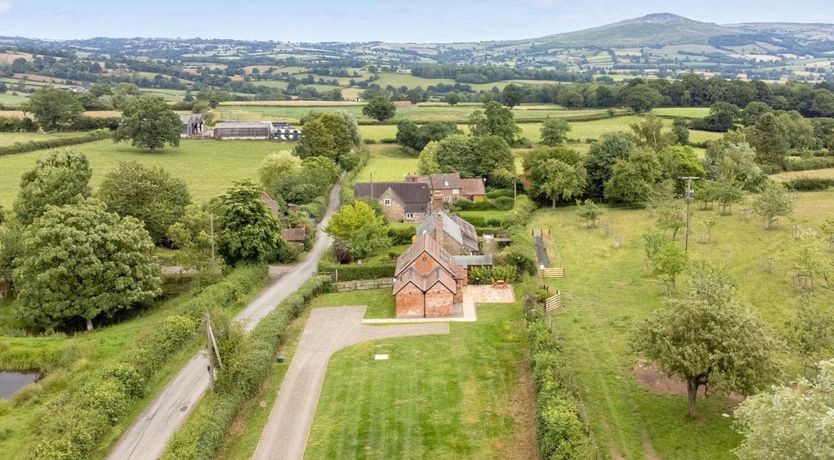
[501,84,525,108]
[13,199,161,331]
[585,132,636,197]
[630,114,673,151]
[604,148,661,205]
[113,96,181,151]
[98,161,192,246]
[619,83,664,113]
[396,120,459,151]
[523,147,587,207]
[257,151,302,191]
[362,97,396,122]
[295,112,353,164]
[326,201,391,260]
[734,359,834,460]
[24,87,83,131]
[468,101,521,145]
[632,267,780,417]
[746,112,789,168]
[540,118,571,146]
[216,180,289,264]
[14,150,92,225]
[434,134,514,186]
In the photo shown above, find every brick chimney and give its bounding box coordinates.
[405,173,419,183]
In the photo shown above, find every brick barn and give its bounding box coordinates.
[392,234,467,318]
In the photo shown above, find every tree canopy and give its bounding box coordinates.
[751,181,794,229]
[14,150,92,225]
[468,101,521,145]
[24,88,84,131]
[216,180,290,264]
[540,118,571,146]
[295,112,354,164]
[433,134,514,186]
[326,201,391,260]
[113,96,182,151]
[362,97,396,122]
[523,147,587,207]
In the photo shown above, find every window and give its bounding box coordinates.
[452,189,460,195]
[406,213,414,219]
[383,199,391,205]
[443,196,451,203]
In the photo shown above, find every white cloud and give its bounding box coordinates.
[0,2,11,14]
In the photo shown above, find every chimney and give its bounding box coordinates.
[405,173,418,183]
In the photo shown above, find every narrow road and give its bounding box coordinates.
[252,307,449,460]
[108,184,341,460]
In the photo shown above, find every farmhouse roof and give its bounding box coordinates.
[452,254,493,267]
[281,226,306,243]
[392,266,457,295]
[427,173,461,190]
[417,211,479,253]
[353,182,430,213]
[459,178,486,196]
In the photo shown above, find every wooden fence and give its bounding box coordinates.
[540,267,566,279]
[545,291,562,312]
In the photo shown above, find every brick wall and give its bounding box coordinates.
[396,284,425,318]
[425,284,455,317]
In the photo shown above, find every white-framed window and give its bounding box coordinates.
[406,213,414,219]
[383,199,391,205]
[452,189,460,195]
[443,196,451,203]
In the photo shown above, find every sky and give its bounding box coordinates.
[0,0,832,43]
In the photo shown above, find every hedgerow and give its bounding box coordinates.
[0,130,111,157]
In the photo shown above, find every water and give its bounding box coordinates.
[0,371,39,398]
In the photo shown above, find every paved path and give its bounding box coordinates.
[108,184,341,460]
[252,307,449,460]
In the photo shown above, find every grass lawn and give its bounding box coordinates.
[309,289,395,319]
[353,145,418,183]
[456,209,511,221]
[529,191,833,459]
[304,300,535,459]
[0,139,292,206]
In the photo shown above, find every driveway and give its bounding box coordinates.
[108,184,341,460]
[252,307,449,460]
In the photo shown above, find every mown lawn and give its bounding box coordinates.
[304,301,533,459]
[0,139,292,206]
[529,191,833,459]
[308,289,395,319]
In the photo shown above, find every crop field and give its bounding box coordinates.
[305,301,535,459]
[529,191,833,459]
[0,139,291,206]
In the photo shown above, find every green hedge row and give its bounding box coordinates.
[469,265,519,284]
[784,156,834,172]
[784,177,834,191]
[528,310,593,459]
[319,262,397,281]
[0,116,38,132]
[162,275,332,460]
[29,266,268,460]
[0,130,111,157]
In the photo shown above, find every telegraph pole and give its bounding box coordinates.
[209,214,216,265]
[680,176,699,252]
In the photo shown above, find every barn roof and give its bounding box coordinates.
[214,121,271,129]
[395,233,463,279]
[460,178,486,196]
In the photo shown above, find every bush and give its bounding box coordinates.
[319,262,396,281]
[469,265,519,284]
[130,315,196,379]
[494,196,514,210]
[0,116,38,132]
[0,130,110,157]
[388,225,416,245]
[486,188,514,199]
[784,156,834,172]
[783,177,834,191]
[162,276,331,460]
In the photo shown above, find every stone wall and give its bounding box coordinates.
[332,278,394,292]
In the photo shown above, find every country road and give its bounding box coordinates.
[107,184,341,460]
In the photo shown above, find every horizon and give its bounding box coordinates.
[0,1,832,43]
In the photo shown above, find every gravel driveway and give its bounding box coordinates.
[252,306,450,460]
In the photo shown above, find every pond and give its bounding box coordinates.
[0,371,39,399]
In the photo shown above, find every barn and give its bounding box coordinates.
[214,121,271,140]
[392,234,467,318]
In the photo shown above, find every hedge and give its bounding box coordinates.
[0,116,38,132]
[319,262,397,281]
[29,266,268,460]
[469,265,519,284]
[388,225,417,245]
[784,156,834,172]
[162,275,332,460]
[784,177,834,191]
[528,310,593,459]
[0,130,111,157]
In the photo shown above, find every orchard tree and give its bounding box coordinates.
[540,118,571,146]
[715,179,744,215]
[24,87,83,131]
[651,242,688,290]
[216,180,289,264]
[788,298,834,377]
[468,101,521,145]
[734,359,834,460]
[751,181,794,229]
[362,97,396,122]
[113,96,181,151]
[746,112,789,168]
[14,150,92,225]
[326,201,391,259]
[98,162,191,246]
[632,267,780,417]
[13,199,161,331]
[577,199,602,228]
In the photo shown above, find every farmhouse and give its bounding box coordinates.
[417,210,479,255]
[393,233,467,318]
[405,173,486,209]
[353,181,430,222]
[180,114,204,137]
[281,224,307,246]
[214,121,271,140]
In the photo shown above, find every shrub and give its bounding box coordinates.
[469,265,519,284]
[784,156,834,172]
[0,116,38,132]
[783,177,834,191]
[486,188,514,199]
[319,262,396,281]
[388,225,416,245]
[494,196,514,210]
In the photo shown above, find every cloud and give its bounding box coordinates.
[0,2,11,14]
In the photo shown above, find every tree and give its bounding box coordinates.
[671,118,689,145]
[778,110,816,151]
[434,134,514,186]
[714,178,744,215]
[694,102,740,132]
[362,96,396,122]
[418,140,442,174]
[585,133,635,197]
[655,202,686,240]
[12,199,161,331]
[444,93,460,106]
[788,298,834,376]
[257,151,302,191]
[524,147,587,207]
[501,84,525,108]
[167,205,224,286]
[790,227,831,290]
[577,200,602,228]
[14,150,92,225]
[734,359,834,460]
[746,112,789,168]
[556,86,584,109]
[278,156,340,204]
[295,113,353,164]
[98,162,191,246]
[705,141,766,192]
[0,221,24,296]
[113,96,181,151]
[657,145,705,190]
[651,242,688,289]
[751,181,794,229]
[741,101,772,126]
[540,118,571,146]
[632,270,779,417]
[468,101,521,145]
[811,89,834,117]
[216,180,289,265]
[630,114,673,151]
[396,120,459,151]
[604,148,661,205]
[325,201,391,259]
[619,84,663,113]
[24,88,83,131]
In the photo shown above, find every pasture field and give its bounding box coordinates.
[0,139,291,206]
[352,145,419,183]
[529,191,833,459]
[304,300,535,459]
[771,167,834,181]
[0,131,87,147]
[652,107,711,118]
[0,93,30,106]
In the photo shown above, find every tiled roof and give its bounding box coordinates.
[354,182,430,213]
[392,266,456,295]
[459,178,486,196]
[395,233,464,279]
[429,173,461,190]
[281,226,306,242]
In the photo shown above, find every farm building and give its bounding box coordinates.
[281,224,308,246]
[393,234,467,319]
[353,181,430,222]
[271,122,301,141]
[214,121,271,140]
[417,210,479,255]
[405,173,486,209]
[180,114,204,136]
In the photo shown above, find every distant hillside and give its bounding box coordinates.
[526,13,741,48]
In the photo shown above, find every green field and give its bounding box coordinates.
[0,92,30,106]
[652,107,711,118]
[0,139,292,207]
[530,191,833,459]
[305,301,534,459]
[0,131,88,147]
[353,145,418,183]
